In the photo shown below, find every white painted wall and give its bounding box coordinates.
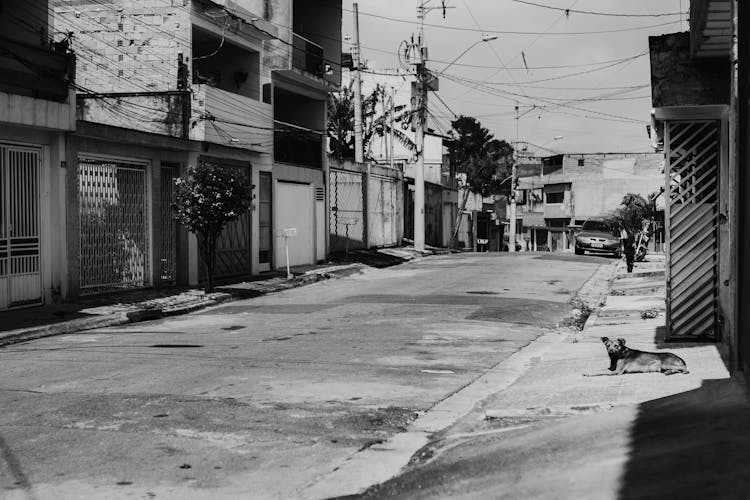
[274,181,314,268]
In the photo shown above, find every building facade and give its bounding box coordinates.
[647,0,750,374]
[0,0,76,310]
[51,0,340,296]
[512,153,665,252]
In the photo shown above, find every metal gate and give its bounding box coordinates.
[160,164,178,284]
[329,168,365,252]
[0,145,42,309]
[368,174,399,248]
[79,157,149,294]
[665,120,720,340]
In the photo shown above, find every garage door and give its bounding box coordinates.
[275,181,314,268]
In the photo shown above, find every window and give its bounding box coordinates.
[546,191,564,204]
[582,219,611,232]
[515,189,527,205]
[578,158,585,166]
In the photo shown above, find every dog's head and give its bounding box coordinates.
[601,337,627,358]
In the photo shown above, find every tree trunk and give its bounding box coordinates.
[448,187,472,250]
[198,230,218,293]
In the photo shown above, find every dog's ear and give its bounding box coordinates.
[617,338,626,346]
[601,337,609,343]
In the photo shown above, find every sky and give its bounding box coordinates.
[341,0,689,155]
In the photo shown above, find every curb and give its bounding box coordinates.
[0,263,365,348]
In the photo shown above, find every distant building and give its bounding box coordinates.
[511,152,665,252]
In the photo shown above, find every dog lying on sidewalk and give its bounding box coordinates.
[584,337,689,376]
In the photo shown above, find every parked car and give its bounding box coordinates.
[574,218,621,257]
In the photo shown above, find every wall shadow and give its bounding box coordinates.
[618,377,750,500]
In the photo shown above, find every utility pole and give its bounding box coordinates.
[405,1,452,251]
[352,3,364,163]
[508,103,519,252]
[414,49,426,251]
[389,87,395,170]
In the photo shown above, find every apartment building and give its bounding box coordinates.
[513,153,664,252]
[0,0,76,310]
[52,0,340,296]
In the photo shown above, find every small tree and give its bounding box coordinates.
[172,162,253,292]
[604,193,653,236]
[447,116,514,249]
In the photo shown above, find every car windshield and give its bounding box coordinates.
[582,220,611,233]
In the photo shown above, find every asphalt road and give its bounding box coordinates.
[0,252,603,499]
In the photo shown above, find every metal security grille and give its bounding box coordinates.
[79,157,149,294]
[368,175,399,248]
[0,145,42,309]
[329,168,365,253]
[258,172,272,266]
[160,164,178,283]
[665,120,720,340]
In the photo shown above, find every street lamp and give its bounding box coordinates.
[438,35,498,75]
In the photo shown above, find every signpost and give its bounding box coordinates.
[281,228,297,279]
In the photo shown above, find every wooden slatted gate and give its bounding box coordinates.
[0,145,42,310]
[665,120,720,340]
[200,164,251,280]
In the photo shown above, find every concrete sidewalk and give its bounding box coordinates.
[482,256,733,418]
[470,255,750,499]
[0,246,434,347]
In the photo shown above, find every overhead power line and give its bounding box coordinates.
[341,7,681,35]
[443,50,648,86]
[510,0,684,18]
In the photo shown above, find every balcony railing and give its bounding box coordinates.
[191,84,272,152]
[0,36,72,102]
[274,122,323,168]
[292,33,324,77]
[544,203,573,219]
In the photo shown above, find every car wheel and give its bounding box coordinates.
[574,245,584,255]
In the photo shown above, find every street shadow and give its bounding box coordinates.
[617,377,750,500]
[0,434,34,497]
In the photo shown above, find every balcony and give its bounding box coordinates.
[0,36,75,130]
[190,84,272,153]
[544,203,574,219]
[690,0,731,58]
[292,33,324,78]
[274,122,323,168]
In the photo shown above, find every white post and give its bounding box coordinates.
[509,103,519,252]
[285,235,292,279]
[353,3,364,164]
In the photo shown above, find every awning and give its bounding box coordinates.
[523,212,546,228]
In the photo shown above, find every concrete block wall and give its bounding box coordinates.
[54,0,190,93]
[561,153,664,178]
[649,32,730,108]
